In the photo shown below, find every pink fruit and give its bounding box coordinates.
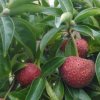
[60,40,68,51]
[16,63,41,86]
[60,56,95,88]
[76,39,88,58]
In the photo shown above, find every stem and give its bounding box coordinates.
[4,80,15,99]
[68,30,79,57]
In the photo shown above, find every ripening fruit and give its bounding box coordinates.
[60,39,88,58]
[60,56,95,88]
[76,39,88,58]
[60,40,68,51]
[16,63,41,86]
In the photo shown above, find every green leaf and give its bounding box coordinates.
[94,0,100,7]
[65,40,76,57]
[0,0,6,8]
[54,81,64,100]
[0,44,11,79]
[8,0,33,8]
[9,87,29,100]
[78,89,91,100]
[25,78,45,100]
[83,0,93,7]
[14,18,36,57]
[88,30,100,53]
[57,0,73,13]
[42,57,65,77]
[65,86,73,100]
[72,25,94,39]
[65,87,91,100]
[9,4,62,16]
[46,80,59,100]
[39,0,49,6]
[75,8,100,22]
[40,26,64,52]
[96,52,100,84]
[0,16,15,56]
[0,78,9,92]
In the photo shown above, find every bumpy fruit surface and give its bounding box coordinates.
[76,39,88,58]
[16,63,41,86]
[60,56,95,88]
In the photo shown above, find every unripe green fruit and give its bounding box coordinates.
[70,20,76,26]
[60,12,73,23]
[2,8,10,15]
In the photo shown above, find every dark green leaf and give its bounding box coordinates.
[42,57,65,77]
[96,52,100,84]
[72,25,94,39]
[10,4,62,16]
[0,16,15,56]
[57,0,73,13]
[46,80,59,100]
[14,18,36,57]
[40,26,64,52]
[94,0,100,7]
[0,44,11,79]
[9,87,29,100]
[65,40,76,57]
[65,86,73,100]
[54,81,64,100]
[25,78,45,100]
[8,0,33,9]
[78,89,91,100]
[39,0,49,6]
[0,0,6,8]
[75,8,100,22]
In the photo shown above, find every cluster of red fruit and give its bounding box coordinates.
[16,38,95,89]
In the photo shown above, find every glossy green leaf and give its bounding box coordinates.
[70,88,91,100]
[14,18,36,57]
[39,0,49,6]
[94,0,100,7]
[9,87,29,100]
[25,78,45,100]
[65,86,73,100]
[0,43,11,79]
[9,4,62,16]
[40,26,64,52]
[83,0,93,7]
[89,17,99,28]
[75,8,100,22]
[8,0,33,8]
[0,16,15,56]
[0,0,6,8]
[96,52,100,84]
[65,40,77,57]
[78,89,91,100]
[0,78,9,92]
[88,30,100,53]
[72,25,94,39]
[54,81,64,100]
[46,80,59,100]
[57,0,73,13]
[42,57,66,77]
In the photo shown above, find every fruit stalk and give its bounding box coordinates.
[68,29,79,57]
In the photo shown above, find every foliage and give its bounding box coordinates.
[0,0,100,100]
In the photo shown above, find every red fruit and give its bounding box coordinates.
[60,40,67,51]
[60,56,95,88]
[76,39,88,58]
[16,63,41,86]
